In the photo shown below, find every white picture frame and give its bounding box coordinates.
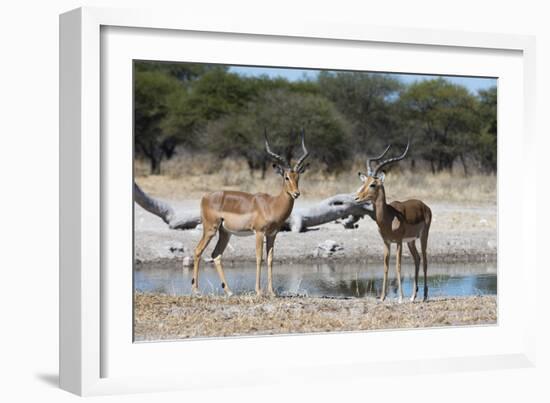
[59,6,537,396]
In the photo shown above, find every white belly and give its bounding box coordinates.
[221,222,254,237]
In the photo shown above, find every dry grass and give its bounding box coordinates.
[134,293,497,341]
[135,155,496,204]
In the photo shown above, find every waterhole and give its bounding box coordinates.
[135,260,496,298]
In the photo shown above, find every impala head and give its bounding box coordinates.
[354,139,410,204]
[265,128,310,200]
[355,172,386,204]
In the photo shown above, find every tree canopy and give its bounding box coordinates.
[134,61,497,175]
[134,70,182,174]
[205,88,351,176]
[399,78,483,174]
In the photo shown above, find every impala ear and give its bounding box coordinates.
[377,172,385,183]
[358,172,368,183]
[272,163,284,176]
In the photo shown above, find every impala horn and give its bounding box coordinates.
[366,144,392,176]
[372,137,410,177]
[293,128,310,172]
[264,129,290,168]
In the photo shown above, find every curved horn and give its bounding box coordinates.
[293,128,310,171]
[373,138,410,177]
[264,129,289,167]
[366,144,392,175]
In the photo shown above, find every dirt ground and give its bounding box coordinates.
[134,293,497,341]
[134,198,497,264]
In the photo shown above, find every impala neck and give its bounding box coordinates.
[373,185,391,227]
[275,180,295,220]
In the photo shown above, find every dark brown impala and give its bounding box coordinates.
[354,140,432,302]
[192,130,310,297]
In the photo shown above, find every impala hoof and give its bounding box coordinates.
[191,288,201,296]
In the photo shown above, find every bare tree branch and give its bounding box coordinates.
[285,194,374,232]
[133,182,201,230]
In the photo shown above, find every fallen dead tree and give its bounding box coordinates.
[283,193,374,232]
[134,182,374,232]
[134,182,201,230]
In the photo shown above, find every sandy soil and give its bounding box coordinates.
[134,293,497,341]
[134,199,497,264]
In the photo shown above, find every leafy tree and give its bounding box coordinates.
[243,75,319,96]
[134,70,183,174]
[134,61,222,82]
[476,86,497,172]
[161,69,261,150]
[205,89,352,176]
[399,79,481,174]
[318,71,403,153]
[133,62,228,174]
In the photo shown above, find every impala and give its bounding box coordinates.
[355,140,432,302]
[191,130,310,296]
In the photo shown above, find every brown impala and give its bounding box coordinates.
[354,140,432,302]
[191,130,310,297]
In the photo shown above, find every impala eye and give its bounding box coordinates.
[369,183,376,188]
[285,176,289,181]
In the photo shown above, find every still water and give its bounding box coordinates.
[135,260,497,298]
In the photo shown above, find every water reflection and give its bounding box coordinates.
[134,261,497,298]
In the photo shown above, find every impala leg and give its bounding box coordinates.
[421,235,429,302]
[192,224,217,295]
[255,232,264,296]
[211,229,233,296]
[395,242,404,303]
[380,241,391,301]
[266,234,276,297]
[408,241,420,302]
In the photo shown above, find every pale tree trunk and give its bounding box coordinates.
[284,194,375,232]
[133,182,201,230]
[134,182,375,233]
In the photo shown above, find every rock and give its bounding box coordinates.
[164,241,185,257]
[313,240,344,258]
[165,241,184,254]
